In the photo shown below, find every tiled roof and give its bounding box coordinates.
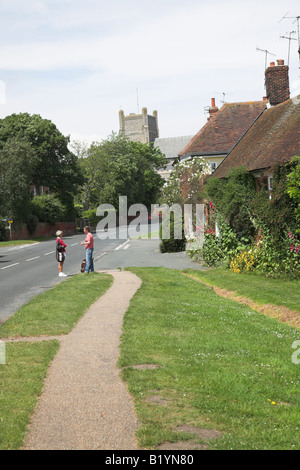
[212,98,300,178]
[154,135,194,159]
[178,101,267,157]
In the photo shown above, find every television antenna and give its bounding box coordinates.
[136,88,140,114]
[280,31,297,66]
[256,47,276,70]
[213,91,233,105]
[279,12,300,69]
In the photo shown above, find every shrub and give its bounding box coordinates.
[159,213,186,253]
[230,249,256,274]
[26,214,39,235]
[202,214,250,267]
[31,194,65,224]
[82,209,101,227]
[0,219,7,241]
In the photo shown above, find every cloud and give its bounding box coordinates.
[0,0,289,75]
[0,0,299,141]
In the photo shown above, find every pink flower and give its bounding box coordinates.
[296,246,300,254]
[209,201,215,210]
[290,243,294,252]
[288,232,294,239]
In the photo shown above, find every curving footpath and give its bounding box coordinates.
[22,270,142,450]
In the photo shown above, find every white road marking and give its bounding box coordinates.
[1,263,19,270]
[26,256,40,262]
[115,239,129,250]
[44,251,56,256]
[94,252,107,261]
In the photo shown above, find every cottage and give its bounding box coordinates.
[212,60,300,197]
[178,98,267,172]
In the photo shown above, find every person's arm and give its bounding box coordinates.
[81,234,91,246]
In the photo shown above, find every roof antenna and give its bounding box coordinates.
[136,88,139,114]
[256,47,276,70]
[280,31,297,66]
[280,12,300,69]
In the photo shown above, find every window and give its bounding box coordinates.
[268,175,273,200]
[268,176,273,191]
[209,161,218,172]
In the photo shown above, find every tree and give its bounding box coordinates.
[78,134,167,211]
[0,136,38,222]
[160,157,210,206]
[0,113,83,219]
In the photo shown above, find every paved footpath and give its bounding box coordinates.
[22,270,141,450]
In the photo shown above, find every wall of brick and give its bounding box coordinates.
[9,222,76,240]
[265,60,290,106]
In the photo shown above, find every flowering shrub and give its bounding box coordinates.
[202,214,249,267]
[249,226,300,278]
[230,250,256,274]
[160,156,210,206]
[201,163,300,278]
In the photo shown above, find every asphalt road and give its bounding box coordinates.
[0,224,204,324]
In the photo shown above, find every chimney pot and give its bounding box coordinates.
[208,97,219,120]
[270,62,275,67]
[277,59,284,66]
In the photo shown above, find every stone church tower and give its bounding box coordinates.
[119,107,159,143]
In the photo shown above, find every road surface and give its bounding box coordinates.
[0,224,203,324]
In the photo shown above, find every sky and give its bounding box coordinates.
[0,0,300,147]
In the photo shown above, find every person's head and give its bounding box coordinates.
[56,230,63,238]
[84,226,90,233]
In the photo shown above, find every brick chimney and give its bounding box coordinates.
[208,98,219,120]
[265,59,290,106]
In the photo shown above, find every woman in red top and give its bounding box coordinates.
[56,230,67,277]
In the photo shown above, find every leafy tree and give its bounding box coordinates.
[0,136,38,221]
[78,133,167,211]
[31,194,65,224]
[160,157,210,206]
[0,113,83,219]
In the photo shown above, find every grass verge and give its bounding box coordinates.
[0,341,59,450]
[0,272,113,450]
[119,267,300,450]
[184,268,300,314]
[0,237,53,247]
[0,272,113,338]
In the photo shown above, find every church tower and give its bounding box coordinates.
[119,107,159,143]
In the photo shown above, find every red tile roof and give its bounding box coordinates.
[178,101,267,157]
[212,98,300,178]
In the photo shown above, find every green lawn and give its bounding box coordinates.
[0,237,53,247]
[0,341,59,450]
[0,272,113,338]
[1,268,299,450]
[184,268,300,314]
[119,267,300,450]
[0,272,113,450]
